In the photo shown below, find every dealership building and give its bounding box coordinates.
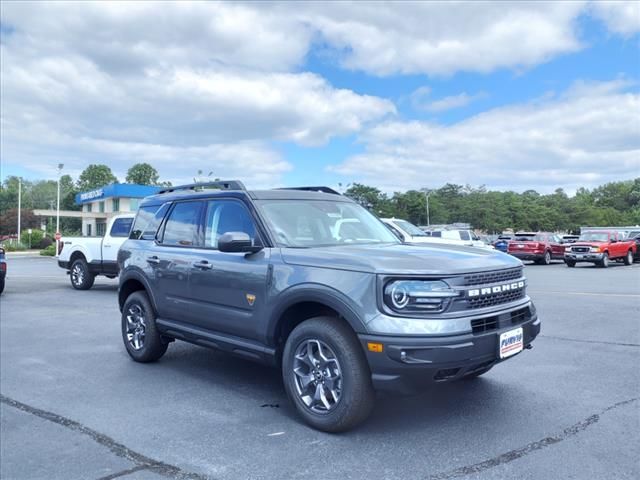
[74,184,160,236]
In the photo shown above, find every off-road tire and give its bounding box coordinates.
[282,316,375,432]
[70,258,95,290]
[121,291,168,363]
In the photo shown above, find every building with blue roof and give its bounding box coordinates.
[75,183,160,236]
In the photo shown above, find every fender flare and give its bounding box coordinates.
[118,269,159,313]
[265,283,366,345]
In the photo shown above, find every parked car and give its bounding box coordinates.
[493,235,513,253]
[507,232,564,265]
[628,232,640,262]
[118,181,539,432]
[381,218,492,249]
[564,231,636,268]
[57,214,134,289]
[561,234,580,244]
[0,246,6,294]
[424,228,493,250]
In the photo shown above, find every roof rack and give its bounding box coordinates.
[158,180,246,194]
[277,186,341,195]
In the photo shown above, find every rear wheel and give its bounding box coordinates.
[121,291,168,362]
[623,250,633,266]
[542,251,551,265]
[282,316,375,432]
[70,258,95,290]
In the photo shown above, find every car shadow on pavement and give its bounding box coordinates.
[151,341,523,434]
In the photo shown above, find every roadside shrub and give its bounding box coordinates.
[38,236,53,249]
[19,229,45,249]
[40,244,56,256]
[3,242,27,252]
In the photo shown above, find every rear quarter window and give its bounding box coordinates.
[129,204,168,240]
[110,217,134,237]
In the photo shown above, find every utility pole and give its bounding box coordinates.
[17,178,22,244]
[421,188,431,226]
[56,163,64,256]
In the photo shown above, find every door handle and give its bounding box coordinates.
[192,260,213,270]
[146,256,160,265]
[104,244,111,248]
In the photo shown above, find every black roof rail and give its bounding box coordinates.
[276,186,341,195]
[158,180,246,194]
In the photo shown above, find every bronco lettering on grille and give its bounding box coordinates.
[468,281,525,298]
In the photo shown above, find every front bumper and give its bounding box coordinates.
[58,260,70,270]
[564,252,604,263]
[359,312,540,395]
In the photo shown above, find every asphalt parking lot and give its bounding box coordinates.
[1,256,639,480]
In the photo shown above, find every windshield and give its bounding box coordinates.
[257,200,399,247]
[579,232,609,242]
[395,219,427,236]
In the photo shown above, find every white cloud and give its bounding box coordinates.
[591,0,640,37]
[331,81,640,193]
[0,1,393,185]
[411,88,487,113]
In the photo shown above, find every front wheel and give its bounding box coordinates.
[282,317,375,432]
[70,258,95,290]
[598,253,609,268]
[121,291,168,363]
[623,250,633,266]
[565,260,576,268]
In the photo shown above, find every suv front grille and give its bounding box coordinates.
[571,246,589,253]
[471,315,498,334]
[463,267,523,286]
[467,289,526,309]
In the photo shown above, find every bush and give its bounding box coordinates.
[40,244,56,256]
[38,236,53,249]
[19,229,45,249]
[3,242,26,252]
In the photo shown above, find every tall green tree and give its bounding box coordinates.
[77,164,118,191]
[126,163,160,185]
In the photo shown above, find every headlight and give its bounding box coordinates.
[384,280,459,313]
[590,246,601,252]
[564,247,571,252]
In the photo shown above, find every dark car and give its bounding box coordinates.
[493,235,512,253]
[0,246,6,294]
[117,181,540,432]
[627,231,640,262]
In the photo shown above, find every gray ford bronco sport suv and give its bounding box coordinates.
[118,181,540,432]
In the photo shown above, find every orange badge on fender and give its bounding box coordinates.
[246,294,256,306]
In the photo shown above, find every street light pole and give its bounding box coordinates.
[56,163,64,256]
[421,188,431,226]
[17,178,22,244]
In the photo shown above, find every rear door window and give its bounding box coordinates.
[110,217,134,237]
[161,201,204,247]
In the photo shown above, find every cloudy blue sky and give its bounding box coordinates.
[1,1,639,193]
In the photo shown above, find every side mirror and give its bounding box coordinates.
[218,232,263,253]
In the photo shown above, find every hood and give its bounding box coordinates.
[280,243,522,275]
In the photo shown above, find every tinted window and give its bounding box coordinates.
[130,205,165,240]
[204,200,256,249]
[162,202,203,246]
[430,231,442,237]
[459,230,471,241]
[110,217,134,237]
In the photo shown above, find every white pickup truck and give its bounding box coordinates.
[58,214,134,290]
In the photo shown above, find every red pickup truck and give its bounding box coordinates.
[507,232,565,265]
[564,230,636,268]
